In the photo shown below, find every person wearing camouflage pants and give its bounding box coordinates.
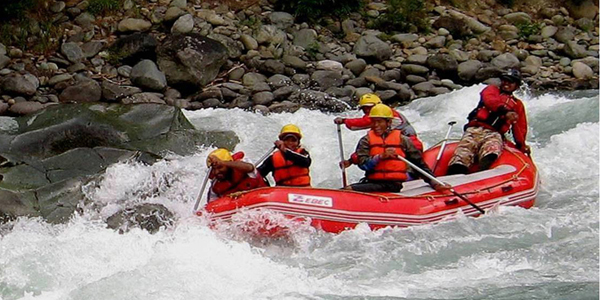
[447,69,530,175]
[448,127,503,171]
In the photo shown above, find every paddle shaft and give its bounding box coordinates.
[255,146,277,167]
[193,166,212,211]
[432,121,457,173]
[336,124,348,187]
[395,155,486,214]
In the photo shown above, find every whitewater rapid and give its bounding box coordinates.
[0,85,598,300]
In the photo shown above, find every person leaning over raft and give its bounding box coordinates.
[334,93,424,151]
[447,69,530,175]
[346,104,450,193]
[206,148,267,202]
[257,124,312,187]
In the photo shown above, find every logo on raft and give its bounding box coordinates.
[288,194,333,207]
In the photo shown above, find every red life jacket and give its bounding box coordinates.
[466,86,520,134]
[272,149,311,187]
[367,130,408,181]
[211,154,267,197]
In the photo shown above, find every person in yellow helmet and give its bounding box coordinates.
[335,93,424,168]
[258,124,312,187]
[346,104,450,193]
[334,94,419,138]
[206,148,268,201]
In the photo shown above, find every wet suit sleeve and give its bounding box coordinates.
[257,155,274,177]
[343,115,371,130]
[282,148,312,168]
[356,135,381,171]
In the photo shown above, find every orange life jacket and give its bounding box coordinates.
[211,157,267,197]
[272,148,311,187]
[367,129,408,181]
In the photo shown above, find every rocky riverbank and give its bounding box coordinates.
[0,0,598,116]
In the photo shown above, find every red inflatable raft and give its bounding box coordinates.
[200,141,539,234]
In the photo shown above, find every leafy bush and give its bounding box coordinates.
[0,0,61,54]
[516,21,541,39]
[88,0,122,16]
[369,0,429,33]
[274,0,363,22]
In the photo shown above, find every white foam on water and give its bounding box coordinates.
[1,89,598,300]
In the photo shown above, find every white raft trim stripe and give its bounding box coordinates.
[209,168,539,227]
[210,182,538,226]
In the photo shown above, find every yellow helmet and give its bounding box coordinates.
[279,124,302,140]
[369,104,394,119]
[358,93,382,108]
[206,148,233,166]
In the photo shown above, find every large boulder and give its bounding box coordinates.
[157,33,228,92]
[0,103,238,161]
[353,35,392,62]
[458,60,483,82]
[130,59,167,91]
[0,103,240,224]
[108,32,158,65]
[566,0,599,20]
[59,78,102,103]
[427,54,458,78]
[1,73,39,96]
[432,16,471,39]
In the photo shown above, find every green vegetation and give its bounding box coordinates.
[377,32,393,42]
[239,15,262,30]
[305,41,320,60]
[274,0,363,23]
[88,0,122,16]
[516,21,541,39]
[106,47,129,65]
[0,0,62,54]
[368,0,429,33]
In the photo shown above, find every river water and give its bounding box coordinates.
[0,85,598,300]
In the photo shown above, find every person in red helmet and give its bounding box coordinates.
[447,69,530,175]
[206,148,268,202]
[258,124,312,187]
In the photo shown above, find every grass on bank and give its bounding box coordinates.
[88,0,122,16]
[0,0,64,55]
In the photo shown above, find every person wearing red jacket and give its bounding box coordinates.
[206,148,268,202]
[334,93,424,151]
[447,69,530,175]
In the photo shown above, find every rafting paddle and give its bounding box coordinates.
[336,124,348,187]
[432,121,457,173]
[395,155,486,214]
[255,146,277,167]
[193,166,212,211]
